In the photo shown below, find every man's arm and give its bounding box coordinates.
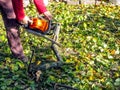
[33,0,47,14]
[12,0,25,21]
[11,0,51,23]
[34,0,52,20]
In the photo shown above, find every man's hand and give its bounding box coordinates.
[43,11,52,20]
[19,16,33,25]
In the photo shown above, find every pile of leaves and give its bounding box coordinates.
[0,2,120,90]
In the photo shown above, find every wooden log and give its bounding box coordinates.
[80,0,95,5]
[109,0,120,5]
[51,82,78,90]
[37,61,63,70]
[65,0,80,5]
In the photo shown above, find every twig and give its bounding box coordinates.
[51,82,78,90]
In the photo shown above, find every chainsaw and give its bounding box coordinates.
[21,17,78,90]
[28,16,51,34]
[24,16,61,47]
[22,16,64,81]
[24,16,62,60]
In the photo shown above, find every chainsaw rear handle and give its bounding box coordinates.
[34,15,52,34]
[42,19,52,34]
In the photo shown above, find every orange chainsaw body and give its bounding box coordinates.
[29,18,49,33]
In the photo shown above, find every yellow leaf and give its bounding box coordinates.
[110,50,116,55]
[16,62,25,69]
[89,76,94,81]
[36,61,41,65]
[66,59,71,63]
[100,78,105,82]
[83,22,87,29]
[19,63,24,68]
[114,73,120,77]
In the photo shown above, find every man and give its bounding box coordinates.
[0,0,52,62]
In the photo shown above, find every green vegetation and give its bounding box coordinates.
[0,2,120,90]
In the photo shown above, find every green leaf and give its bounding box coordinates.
[114,78,120,86]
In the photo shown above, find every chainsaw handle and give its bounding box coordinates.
[17,20,30,29]
[37,15,52,34]
[44,19,51,34]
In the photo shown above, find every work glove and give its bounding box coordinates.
[19,16,33,25]
[43,11,52,20]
